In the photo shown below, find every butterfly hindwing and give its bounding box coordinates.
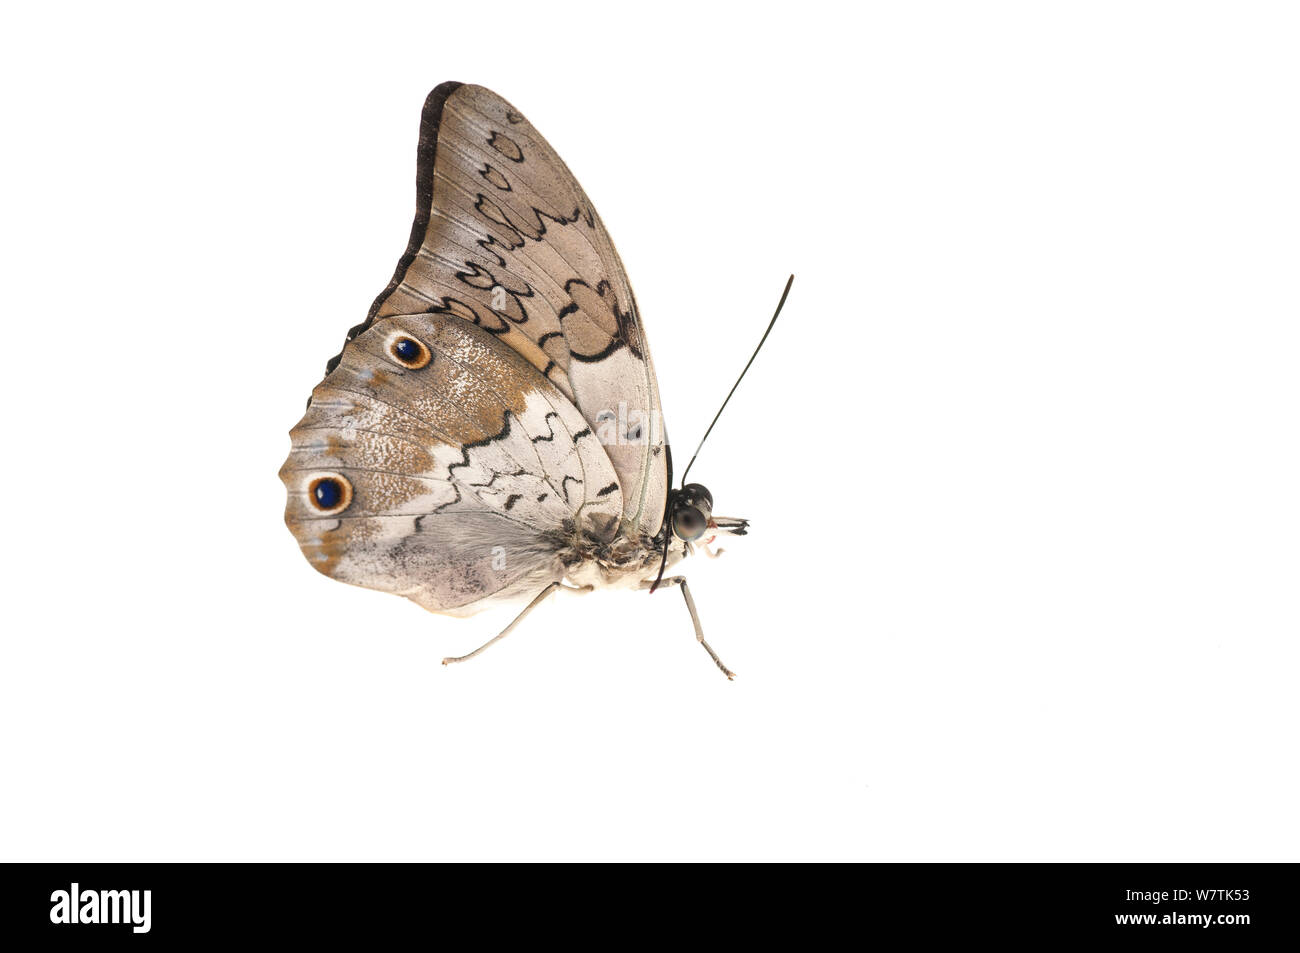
[281,312,623,614]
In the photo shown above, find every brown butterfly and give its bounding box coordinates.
[279,83,790,678]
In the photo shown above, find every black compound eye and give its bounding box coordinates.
[389,335,431,369]
[308,473,353,514]
[673,505,708,541]
[681,482,713,510]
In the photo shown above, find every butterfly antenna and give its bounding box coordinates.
[679,274,794,487]
[651,274,792,595]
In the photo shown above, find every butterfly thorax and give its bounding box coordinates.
[556,530,682,591]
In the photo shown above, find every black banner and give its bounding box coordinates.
[0,862,1289,944]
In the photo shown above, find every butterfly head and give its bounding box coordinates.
[669,483,749,546]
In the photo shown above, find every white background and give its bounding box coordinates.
[2,1,1297,861]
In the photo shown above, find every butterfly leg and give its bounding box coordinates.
[641,576,736,680]
[441,581,592,667]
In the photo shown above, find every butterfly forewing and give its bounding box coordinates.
[364,82,668,536]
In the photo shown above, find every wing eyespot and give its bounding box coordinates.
[388,334,432,369]
[307,473,353,515]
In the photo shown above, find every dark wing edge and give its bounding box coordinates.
[320,81,466,379]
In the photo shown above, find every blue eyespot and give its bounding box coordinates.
[308,473,352,513]
[314,479,342,508]
[390,335,431,368]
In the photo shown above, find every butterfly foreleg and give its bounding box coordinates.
[641,576,736,680]
[441,581,592,667]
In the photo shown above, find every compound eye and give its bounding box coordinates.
[672,505,708,541]
[307,473,353,515]
[389,335,431,369]
[681,482,714,510]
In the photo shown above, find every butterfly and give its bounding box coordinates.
[279,82,790,678]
